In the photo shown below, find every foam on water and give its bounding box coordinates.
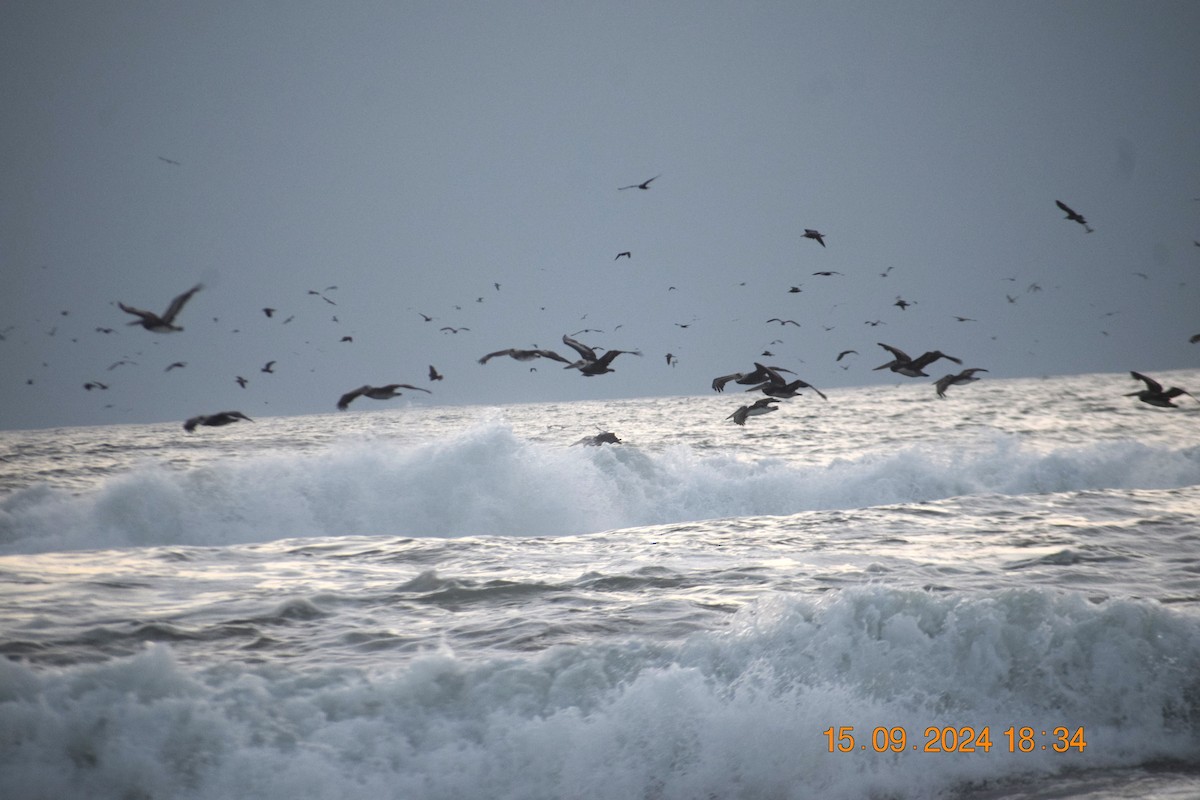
[3,422,1200,554]
[2,586,1198,800]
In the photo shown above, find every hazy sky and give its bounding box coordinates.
[3,1,1198,431]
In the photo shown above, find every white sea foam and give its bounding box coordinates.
[2,586,1197,800]
[2,422,1199,554]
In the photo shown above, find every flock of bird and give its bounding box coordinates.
[31,178,1194,435]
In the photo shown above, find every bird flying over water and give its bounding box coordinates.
[726,397,781,425]
[478,348,570,365]
[1056,200,1094,233]
[934,368,988,398]
[337,383,431,411]
[618,175,660,190]
[118,284,202,333]
[183,411,252,432]
[1125,371,1194,408]
[712,362,796,392]
[874,343,962,377]
[802,229,826,247]
[561,334,642,375]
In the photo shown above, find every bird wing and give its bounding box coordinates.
[161,284,203,323]
[561,334,597,361]
[390,383,432,394]
[1130,371,1164,393]
[712,372,744,392]
[794,379,827,400]
[118,302,154,321]
[876,342,910,361]
[533,349,571,363]
[478,350,513,364]
[337,386,369,410]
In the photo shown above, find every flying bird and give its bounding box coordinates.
[666,353,677,367]
[767,318,800,326]
[440,326,470,334]
[743,365,828,399]
[478,348,570,365]
[183,411,252,432]
[118,284,203,333]
[1125,371,1194,408]
[894,298,912,311]
[337,383,431,411]
[1056,200,1094,233]
[157,156,181,165]
[83,381,108,391]
[618,175,660,190]
[934,368,988,398]
[561,333,642,375]
[615,252,632,260]
[726,397,781,425]
[164,362,186,371]
[802,229,826,247]
[874,343,962,377]
[836,350,858,361]
[428,365,444,381]
[235,376,248,388]
[712,362,796,392]
[263,308,276,318]
[812,271,842,277]
[261,361,276,373]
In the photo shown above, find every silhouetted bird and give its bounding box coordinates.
[262,361,275,373]
[118,284,202,332]
[874,343,962,377]
[561,334,642,375]
[337,384,431,411]
[934,368,988,398]
[164,362,186,371]
[802,229,826,247]
[428,365,444,381]
[83,381,108,391]
[727,397,781,425]
[615,252,632,260]
[618,175,660,190]
[479,348,570,365]
[1125,371,1194,408]
[235,376,248,388]
[1056,200,1094,233]
[712,363,795,392]
[183,411,252,432]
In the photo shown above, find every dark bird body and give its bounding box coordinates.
[874,343,962,377]
[1126,371,1194,408]
[118,284,202,332]
[802,229,826,247]
[618,175,660,190]
[337,383,431,411]
[934,368,988,398]
[726,397,781,425]
[561,334,642,375]
[183,411,252,432]
[1056,200,1094,233]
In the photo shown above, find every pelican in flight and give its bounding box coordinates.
[802,229,826,247]
[561,334,642,376]
[337,383,431,411]
[618,175,660,190]
[118,283,202,332]
[1056,200,1094,233]
[1126,371,1194,408]
[934,368,988,398]
[726,397,781,425]
[874,343,962,377]
[712,362,796,392]
[478,348,570,365]
[183,410,252,432]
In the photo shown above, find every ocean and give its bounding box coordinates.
[2,370,1199,800]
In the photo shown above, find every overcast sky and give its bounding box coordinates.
[2,1,1198,431]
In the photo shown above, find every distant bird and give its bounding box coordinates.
[428,365,444,381]
[107,359,137,370]
[1190,334,1200,344]
[618,175,660,190]
[880,266,894,278]
[1056,200,1094,233]
[183,411,252,432]
[572,431,622,446]
[1125,371,1194,408]
[744,369,828,400]
[308,290,337,305]
[479,348,570,365]
[340,336,353,342]
[727,397,781,425]
[788,286,803,293]
[712,362,795,392]
[235,376,248,388]
[953,316,976,322]
[164,361,186,371]
[874,343,962,377]
[83,381,108,391]
[337,383,431,411]
[262,361,276,373]
[812,271,842,277]
[615,252,632,260]
[263,308,276,318]
[494,283,501,291]
[418,313,434,322]
[95,327,115,334]
[934,368,988,398]
[893,298,912,311]
[157,156,181,165]
[836,350,858,361]
[666,353,677,367]
[440,326,469,334]
[561,333,642,375]
[864,320,886,327]
[767,318,800,326]
[802,229,826,247]
[118,283,202,333]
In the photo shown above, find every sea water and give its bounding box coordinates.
[1,370,1199,799]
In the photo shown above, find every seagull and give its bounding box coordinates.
[428,365,444,381]
[440,326,469,334]
[164,361,186,371]
[767,318,801,326]
[894,298,912,311]
[561,333,642,375]
[812,271,842,277]
[263,308,276,318]
[615,251,632,260]
[618,175,660,190]
[874,343,962,377]
[712,362,796,392]
[262,361,276,373]
[183,411,252,432]
[836,350,858,361]
[478,348,570,365]
[118,284,202,332]
[83,381,108,391]
[337,383,431,411]
[726,397,781,425]
[1125,371,1194,408]
[235,376,248,388]
[802,229,826,247]
[666,353,677,366]
[1056,200,1094,233]
[934,368,988,398]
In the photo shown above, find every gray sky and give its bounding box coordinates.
[3,1,1198,431]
